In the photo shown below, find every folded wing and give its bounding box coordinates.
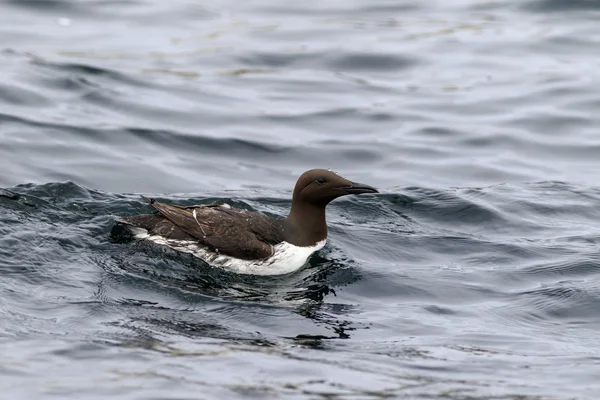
[136,198,283,260]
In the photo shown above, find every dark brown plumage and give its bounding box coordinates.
[120,201,284,260]
[118,169,378,261]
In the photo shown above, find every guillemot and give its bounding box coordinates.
[116,169,378,275]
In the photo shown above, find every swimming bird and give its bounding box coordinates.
[117,169,378,275]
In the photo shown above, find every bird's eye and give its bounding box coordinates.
[316,177,327,184]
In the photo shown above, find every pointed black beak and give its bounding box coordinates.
[343,181,379,195]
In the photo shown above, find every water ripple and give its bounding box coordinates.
[2,0,600,397]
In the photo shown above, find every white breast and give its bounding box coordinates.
[130,228,326,275]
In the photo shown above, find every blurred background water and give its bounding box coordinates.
[1,0,600,399]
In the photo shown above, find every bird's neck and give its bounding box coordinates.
[283,202,327,247]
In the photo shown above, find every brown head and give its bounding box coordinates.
[283,169,378,246]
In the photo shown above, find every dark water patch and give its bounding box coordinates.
[0,82,51,106]
[255,2,420,17]
[5,0,88,12]
[32,59,143,85]
[4,0,144,19]
[0,188,20,200]
[261,106,375,124]
[407,187,508,229]
[125,128,284,155]
[237,51,332,69]
[237,51,417,73]
[523,0,600,12]
[505,113,596,139]
[327,52,417,72]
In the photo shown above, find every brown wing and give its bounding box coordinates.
[143,197,284,260]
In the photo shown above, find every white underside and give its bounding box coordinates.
[128,227,326,275]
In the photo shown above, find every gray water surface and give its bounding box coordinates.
[1,0,600,399]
